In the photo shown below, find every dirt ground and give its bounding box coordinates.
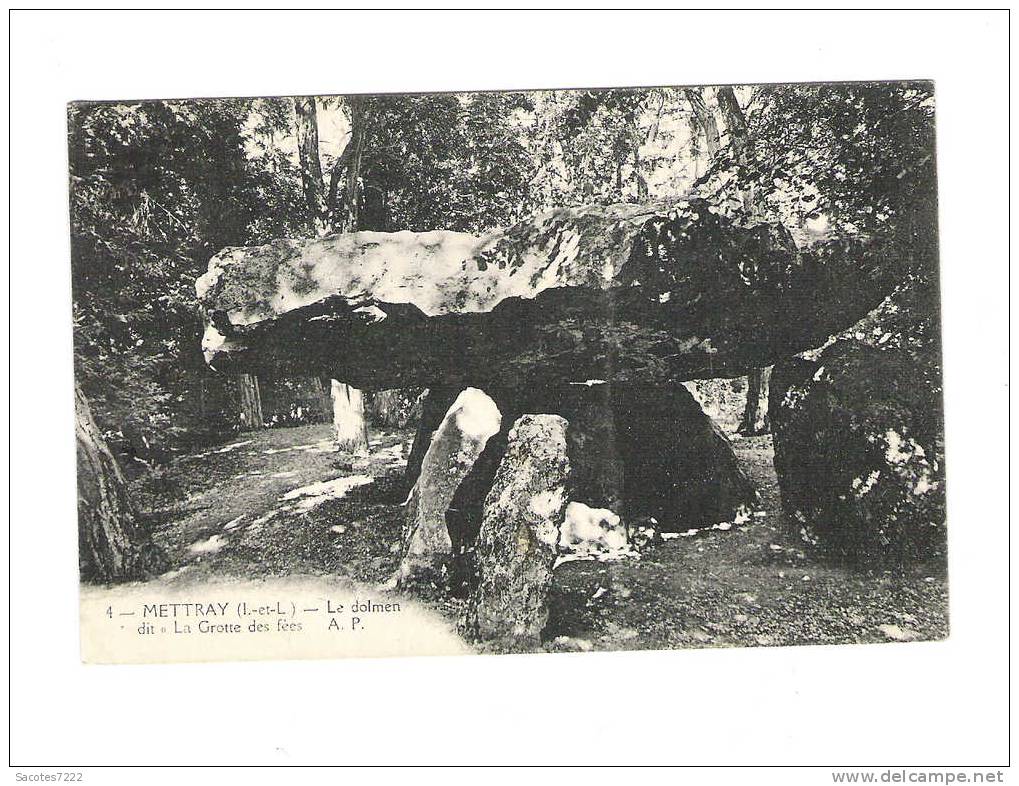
[124,417,948,657]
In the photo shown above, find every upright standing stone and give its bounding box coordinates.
[556,383,626,516]
[612,384,755,530]
[404,386,462,489]
[463,415,571,645]
[330,379,368,454]
[396,388,501,587]
[445,382,754,559]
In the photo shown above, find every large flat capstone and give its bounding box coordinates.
[196,200,902,390]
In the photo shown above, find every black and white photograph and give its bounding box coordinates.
[70,81,946,660]
[7,7,1011,776]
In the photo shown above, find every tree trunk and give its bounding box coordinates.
[238,373,264,430]
[311,375,333,419]
[739,366,772,436]
[75,383,167,582]
[328,99,369,440]
[684,87,721,179]
[685,87,721,153]
[329,99,370,444]
[715,87,771,434]
[367,388,405,428]
[337,96,368,233]
[296,95,373,450]
[633,145,649,200]
[715,86,757,215]
[294,96,328,236]
[331,379,369,454]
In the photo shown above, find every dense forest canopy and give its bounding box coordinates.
[68,82,936,468]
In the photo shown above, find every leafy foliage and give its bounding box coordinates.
[692,83,941,399]
[70,99,267,464]
[694,83,937,248]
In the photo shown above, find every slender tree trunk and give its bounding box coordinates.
[684,86,721,180]
[294,96,328,236]
[367,389,406,428]
[715,86,757,215]
[332,100,370,448]
[326,167,369,441]
[338,96,368,233]
[633,145,649,200]
[238,373,264,430]
[715,87,772,434]
[295,95,373,450]
[75,383,167,582]
[738,366,772,436]
[331,379,369,454]
[311,375,333,420]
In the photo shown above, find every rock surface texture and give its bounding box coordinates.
[599,383,755,530]
[196,200,903,390]
[404,387,462,490]
[440,383,755,546]
[770,340,945,565]
[462,415,571,645]
[396,388,501,587]
[559,501,631,561]
[194,199,939,634]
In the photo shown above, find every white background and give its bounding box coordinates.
[4,7,1013,779]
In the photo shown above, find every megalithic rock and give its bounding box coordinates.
[462,414,571,646]
[404,387,462,490]
[396,388,502,587]
[195,200,903,390]
[770,341,946,565]
[445,383,756,541]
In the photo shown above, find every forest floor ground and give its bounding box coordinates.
[112,419,949,657]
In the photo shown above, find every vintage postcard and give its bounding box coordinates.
[70,81,945,663]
